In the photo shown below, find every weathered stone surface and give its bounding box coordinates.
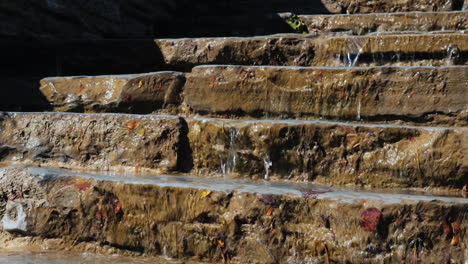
[0,165,466,263]
[188,117,467,188]
[155,33,468,70]
[155,35,316,71]
[0,113,188,173]
[295,11,468,35]
[314,32,468,66]
[39,72,185,113]
[321,0,463,13]
[185,66,468,125]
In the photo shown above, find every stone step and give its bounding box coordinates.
[39,72,185,113]
[0,112,191,174]
[156,32,468,69]
[0,165,466,263]
[2,32,467,111]
[39,66,468,127]
[319,0,464,14]
[291,11,468,35]
[1,112,466,189]
[185,65,468,126]
[187,117,467,189]
[314,32,468,67]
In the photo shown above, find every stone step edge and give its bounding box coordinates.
[4,112,468,132]
[285,10,468,18]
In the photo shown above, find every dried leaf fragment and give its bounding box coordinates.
[360,207,382,232]
[201,190,212,198]
[266,207,273,216]
[125,121,140,132]
[137,128,146,136]
[217,240,225,248]
[451,235,459,246]
[77,84,85,93]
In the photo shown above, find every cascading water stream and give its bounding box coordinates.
[263,155,272,180]
[221,127,239,176]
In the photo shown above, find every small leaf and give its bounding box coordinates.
[266,207,273,216]
[125,121,140,132]
[360,207,382,232]
[77,84,85,93]
[137,128,146,136]
[217,240,225,247]
[138,80,143,88]
[201,190,212,198]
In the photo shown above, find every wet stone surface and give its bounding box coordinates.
[296,11,468,35]
[0,112,188,173]
[0,165,466,263]
[187,117,467,188]
[40,72,185,113]
[185,65,468,125]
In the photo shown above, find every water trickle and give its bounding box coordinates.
[343,37,366,67]
[221,127,239,175]
[263,155,272,180]
[356,99,362,121]
[444,45,459,65]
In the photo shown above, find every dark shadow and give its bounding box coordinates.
[155,0,331,37]
[0,38,167,111]
[176,117,194,172]
[0,0,331,111]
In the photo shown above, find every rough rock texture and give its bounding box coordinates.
[2,32,467,111]
[314,32,468,66]
[155,33,468,70]
[0,113,189,173]
[0,166,466,263]
[155,36,317,71]
[296,11,468,35]
[39,72,185,113]
[187,118,467,188]
[321,0,463,13]
[185,66,468,125]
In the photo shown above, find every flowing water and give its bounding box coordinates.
[221,127,239,175]
[0,250,193,264]
[29,166,468,205]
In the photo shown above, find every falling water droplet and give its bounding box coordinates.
[357,99,362,121]
[221,128,239,176]
[264,155,272,180]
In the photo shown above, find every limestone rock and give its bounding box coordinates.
[0,113,188,173]
[185,65,468,125]
[39,72,185,113]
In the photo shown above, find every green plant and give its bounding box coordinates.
[287,15,308,34]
